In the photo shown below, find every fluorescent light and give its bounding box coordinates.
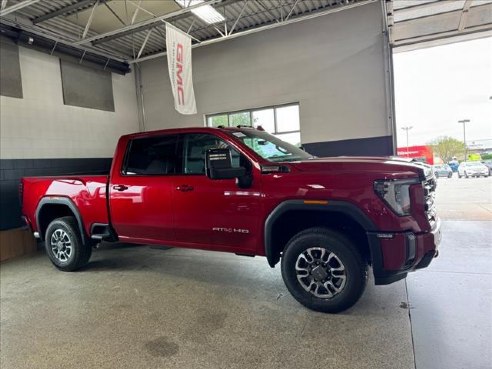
[175,0,225,24]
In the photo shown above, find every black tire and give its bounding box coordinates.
[448,173,452,178]
[281,228,368,313]
[45,216,92,271]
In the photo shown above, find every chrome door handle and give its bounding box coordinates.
[113,185,128,191]
[176,184,194,192]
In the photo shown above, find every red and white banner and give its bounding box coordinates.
[165,23,197,115]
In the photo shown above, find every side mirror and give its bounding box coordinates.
[206,148,246,180]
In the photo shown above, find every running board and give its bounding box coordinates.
[90,223,117,242]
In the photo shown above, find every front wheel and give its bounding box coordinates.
[45,216,92,271]
[281,228,368,313]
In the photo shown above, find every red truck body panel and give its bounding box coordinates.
[21,127,440,283]
[22,176,108,237]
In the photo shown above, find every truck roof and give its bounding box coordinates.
[121,126,250,140]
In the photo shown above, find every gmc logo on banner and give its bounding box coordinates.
[176,43,184,106]
[166,23,196,115]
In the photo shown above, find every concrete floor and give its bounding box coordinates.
[1,176,491,369]
[1,245,414,369]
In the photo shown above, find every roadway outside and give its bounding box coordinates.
[406,174,492,369]
[434,175,492,220]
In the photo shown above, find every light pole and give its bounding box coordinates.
[458,119,470,161]
[401,126,413,155]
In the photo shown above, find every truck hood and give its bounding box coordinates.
[287,156,430,179]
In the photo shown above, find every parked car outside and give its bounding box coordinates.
[482,160,492,175]
[457,161,489,178]
[433,164,453,178]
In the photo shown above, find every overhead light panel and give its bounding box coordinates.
[175,0,225,24]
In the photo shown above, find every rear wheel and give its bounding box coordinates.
[281,228,368,313]
[448,172,452,178]
[45,216,92,271]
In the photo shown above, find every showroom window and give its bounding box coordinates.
[206,103,301,146]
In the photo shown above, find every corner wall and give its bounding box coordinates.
[0,46,139,232]
[139,1,393,157]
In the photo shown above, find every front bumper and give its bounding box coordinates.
[368,218,441,285]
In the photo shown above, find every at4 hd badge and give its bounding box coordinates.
[212,227,250,234]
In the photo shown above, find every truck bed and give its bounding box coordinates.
[21,175,109,237]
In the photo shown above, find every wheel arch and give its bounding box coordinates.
[35,197,88,244]
[264,200,378,268]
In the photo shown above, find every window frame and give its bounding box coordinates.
[121,132,251,177]
[205,102,301,137]
[121,134,181,177]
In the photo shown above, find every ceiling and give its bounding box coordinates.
[0,0,491,63]
[388,0,492,52]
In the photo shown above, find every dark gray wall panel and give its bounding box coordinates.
[0,158,112,230]
[0,36,23,98]
[303,136,394,157]
[60,60,115,112]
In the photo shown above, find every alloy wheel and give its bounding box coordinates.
[295,247,347,299]
[50,229,73,262]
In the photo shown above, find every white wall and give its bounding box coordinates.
[139,1,391,146]
[0,46,139,159]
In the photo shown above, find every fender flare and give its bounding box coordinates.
[35,197,88,244]
[263,200,379,267]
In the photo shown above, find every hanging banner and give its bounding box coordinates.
[165,23,197,115]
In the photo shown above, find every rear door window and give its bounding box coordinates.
[123,135,180,175]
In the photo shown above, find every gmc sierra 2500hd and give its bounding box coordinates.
[21,127,441,313]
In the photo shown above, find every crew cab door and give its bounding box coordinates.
[172,133,262,253]
[109,134,180,243]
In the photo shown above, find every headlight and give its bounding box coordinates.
[374,178,419,216]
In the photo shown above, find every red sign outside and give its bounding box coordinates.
[397,145,434,165]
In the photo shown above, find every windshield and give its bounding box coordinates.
[466,162,483,167]
[227,129,313,162]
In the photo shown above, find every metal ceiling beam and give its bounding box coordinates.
[0,0,40,17]
[130,0,142,24]
[82,0,99,39]
[89,0,200,45]
[458,0,473,31]
[0,15,127,61]
[393,0,441,15]
[104,2,126,26]
[394,23,492,48]
[285,0,301,22]
[132,0,377,63]
[228,0,248,35]
[136,29,152,59]
[33,0,96,24]
[126,0,201,42]
[1,0,8,11]
[74,0,223,45]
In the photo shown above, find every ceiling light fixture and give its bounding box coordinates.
[175,0,225,24]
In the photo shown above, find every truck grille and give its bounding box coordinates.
[423,176,437,227]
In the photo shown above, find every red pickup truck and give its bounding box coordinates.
[21,127,441,313]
